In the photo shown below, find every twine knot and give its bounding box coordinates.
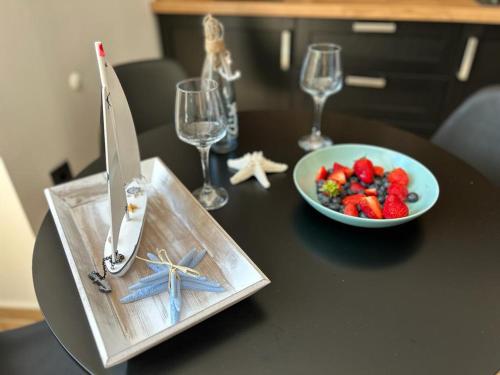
[203,14,241,81]
[203,14,226,54]
[136,249,200,289]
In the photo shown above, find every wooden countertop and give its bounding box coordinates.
[152,0,500,25]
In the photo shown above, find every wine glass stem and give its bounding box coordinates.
[198,146,212,190]
[312,96,326,137]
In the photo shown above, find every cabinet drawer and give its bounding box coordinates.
[295,20,460,76]
[383,119,439,138]
[335,75,447,120]
[294,73,447,122]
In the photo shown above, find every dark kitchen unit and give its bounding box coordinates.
[157,15,500,138]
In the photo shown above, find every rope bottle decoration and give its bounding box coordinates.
[202,14,241,154]
[203,14,241,81]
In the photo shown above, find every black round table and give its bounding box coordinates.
[33,111,500,375]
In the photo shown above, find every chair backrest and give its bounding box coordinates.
[99,58,187,154]
[115,58,188,134]
[432,86,500,186]
[0,322,84,374]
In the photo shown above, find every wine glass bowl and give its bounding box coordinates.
[301,76,342,98]
[175,78,228,210]
[175,79,226,146]
[299,43,343,151]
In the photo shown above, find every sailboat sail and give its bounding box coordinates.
[95,41,142,258]
[91,41,148,281]
[105,59,141,183]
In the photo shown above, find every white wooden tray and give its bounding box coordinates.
[44,157,270,368]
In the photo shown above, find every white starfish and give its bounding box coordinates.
[227,151,288,189]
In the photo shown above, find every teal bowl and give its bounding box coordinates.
[293,144,439,228]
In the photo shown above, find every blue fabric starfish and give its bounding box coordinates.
[120,249,224,325]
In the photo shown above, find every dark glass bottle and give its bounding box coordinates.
[202,15,240,154]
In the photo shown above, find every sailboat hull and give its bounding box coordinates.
[104,180,148,277]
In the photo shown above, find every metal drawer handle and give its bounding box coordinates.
[345,75,387,89]
[280,30,291,71]
[352,22,397,34]
[457,36,479,82]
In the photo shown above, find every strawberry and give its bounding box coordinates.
[342,193,365,206]
[388,167,409,186]
[383,194,409,219]
[315,166,328,181]
[333,162,353,178]
[373,166,385,177]
[365,188,377,196]
[359,196,383,219]
[328,170,346,185]
[387,183,408,201]
[350,182,365,194]
[353,157,374,184]
[344,203,359,217]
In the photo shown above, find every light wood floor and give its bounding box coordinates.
[0,307,43,331]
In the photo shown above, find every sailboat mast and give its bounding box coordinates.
[95,41,127,264]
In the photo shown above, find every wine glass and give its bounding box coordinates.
[175,78,228,210]
[299,43,343,151]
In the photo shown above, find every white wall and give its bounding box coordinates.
[0,0,161,233]
[0,0,161,308]
[0,158,37,308]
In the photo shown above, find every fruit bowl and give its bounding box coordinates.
[293,144,439,228]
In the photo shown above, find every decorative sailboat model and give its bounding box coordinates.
[89,41,148,290]
[43,41,269,365]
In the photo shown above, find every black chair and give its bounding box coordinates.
[432,86,500,186]
[100,58,187,153]
[0,321,85,374]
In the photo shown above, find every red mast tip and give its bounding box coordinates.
[98,43,106,57]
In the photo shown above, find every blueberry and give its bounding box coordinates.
[328,201,340,210]
[384,181,390,188]
[332,197,341,204]
[374,177,383,186]
[318,194,329,205]
[369,184,377,189]
[406,192,419,203]
[378,196,385,204]
[350,176,359,183]
[361,181,369,188]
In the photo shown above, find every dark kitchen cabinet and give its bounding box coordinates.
[158,15,500,138]
[292,19,461,136]
[293,20,461,76]
[464,27,500,93]
[444,25,500,116]
[159,15,295,111]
